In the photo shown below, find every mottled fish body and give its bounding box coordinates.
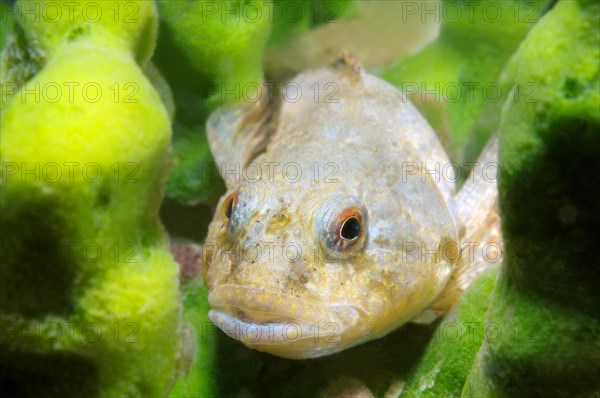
[204,56,500,359]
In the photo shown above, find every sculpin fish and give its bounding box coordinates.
[203,55,501,359]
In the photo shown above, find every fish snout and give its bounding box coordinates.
[208,284,333,325]
[207,285,362,358]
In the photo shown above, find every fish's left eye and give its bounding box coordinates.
[334,208,365,246]
[316,199,368,259]
[340,216,361,241]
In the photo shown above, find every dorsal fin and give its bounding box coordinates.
[205,87,276,188]
[331,51,363,84]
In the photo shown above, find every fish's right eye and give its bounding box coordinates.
[222,192,238,222]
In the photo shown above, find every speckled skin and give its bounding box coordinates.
[204,59,497,359]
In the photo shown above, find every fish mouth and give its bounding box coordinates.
[208,285,361,355]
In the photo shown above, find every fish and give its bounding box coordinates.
[203,54,502,359]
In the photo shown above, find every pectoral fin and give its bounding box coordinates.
[206,94,275,188]
[428,135,503,314]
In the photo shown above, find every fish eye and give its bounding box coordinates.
[340,216,361,241]
[222,192,238,221]
[315,199,368,259]
[332,208,365,248]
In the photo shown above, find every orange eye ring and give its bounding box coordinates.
[222,192,238,221]
[315,199,368,259]
[334,208,364,244]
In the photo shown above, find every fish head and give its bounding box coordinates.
[203,57,460,359]
[203,166,457,359]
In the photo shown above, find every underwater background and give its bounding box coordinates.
[1,0,599,397]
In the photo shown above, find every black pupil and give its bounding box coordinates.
[340,217,361,240]
[225,198,234,219]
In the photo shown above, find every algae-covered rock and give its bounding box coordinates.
[464,1,600,396]
[1,0,158,109]
[381,0,551,166]
[399,267,500,398]
[169,277,216,398]
[144,61,176,120]
[153,0,272,206]
[164,123,225,207]
[13,0,158,65]
[267,0,358,49]
[153,1,360,207]
[0,2,13,50]
[0,1,182,396]
[156,0,271,114]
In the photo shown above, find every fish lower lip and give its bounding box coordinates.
[207,285,361,345]
[209,310,328,344]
